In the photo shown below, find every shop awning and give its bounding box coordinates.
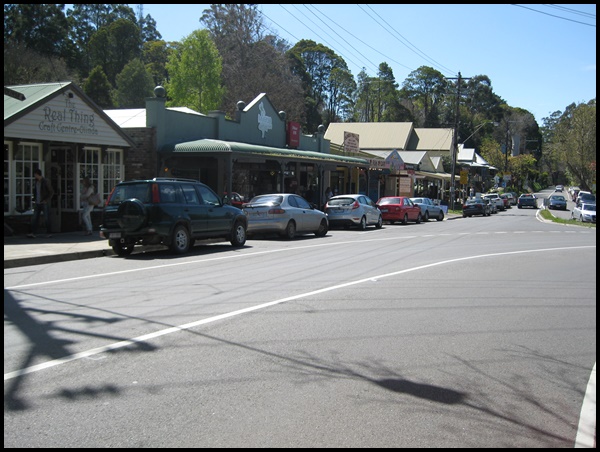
[415,171,452,181]
[161,139,370,166]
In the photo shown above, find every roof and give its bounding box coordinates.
[162,138,370,166]
[324,122,413,150]
[409,128,454,151]
[104,106,205,128]
[4,82,67,121]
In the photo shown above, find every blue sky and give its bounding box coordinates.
[136,4,596,124]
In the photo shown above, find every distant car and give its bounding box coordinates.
[462,198,490,217]
[483,193,505,211]
[376,196,422,225]
[569,186,580,201]
[242,193,328,239]
[547,194,567,210]
[410,197,445,221]
[324,194,382,230]
[571,203,596,223]
[499,193,511,209]
[517,193,538,209]
[223,192,245,209]
[575,191,596,207]
[504,192,516,206]
[555,185,564,192]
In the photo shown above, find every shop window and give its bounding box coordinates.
[11,142,42,214]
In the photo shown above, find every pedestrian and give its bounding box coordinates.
[28,168,54,238]
[80,177,95,236]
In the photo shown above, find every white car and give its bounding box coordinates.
[571,203,596,223]
[325,194,383,230]
[482,193,505,211]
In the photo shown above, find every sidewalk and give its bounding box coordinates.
[4,231,115,269]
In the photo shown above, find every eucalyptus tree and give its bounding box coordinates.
[401,66,447,127]
[164,29,224,113]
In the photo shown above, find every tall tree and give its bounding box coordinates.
[164,29,224,113]
[83,65,113,108]
[113,58,155,108]
[401,66,447,127]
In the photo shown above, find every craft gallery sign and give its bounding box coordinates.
[38,97,99,136]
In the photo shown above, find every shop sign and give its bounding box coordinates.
[37,95,98,137]
[287,121,300,148]
[344,131,359,154]
[257,102,273,138]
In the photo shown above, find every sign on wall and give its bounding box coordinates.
[344,131,359,154]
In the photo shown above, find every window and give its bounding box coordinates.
[102,149,124,202]
[12,142,42,214]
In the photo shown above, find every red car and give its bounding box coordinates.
[222,192,245,209]
[376,196,422,225]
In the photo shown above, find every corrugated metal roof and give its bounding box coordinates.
[324,122,413,150]
[4,82,67,121]
[162,139,370,166]
[411,128,453,151]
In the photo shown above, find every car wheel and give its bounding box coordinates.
[437,211,444,221]
[170,224,191,254]
[358,216,367,230]
[112,242,134,256]
[416,213,421,224]
[315,219,328,237]
[230,221,247,246]
[282,220,296,239]
[388,220,395,225]
[424,211,429,222]
[402,214,408,225]
[462,213,467,218]
[375,215,383,229]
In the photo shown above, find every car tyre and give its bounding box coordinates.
[282,220,296,239]
[416,213,422,224]
[437,211,444,221]
[375,215,383,229]
[424,211,429,222]
[315,219,328,237]
[230,221,247,247]
[402,214,409,225]
[116,199,147,232]
[170,224,191,254]
[358,216,367,230]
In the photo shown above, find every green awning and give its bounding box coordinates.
[161,139,369,166]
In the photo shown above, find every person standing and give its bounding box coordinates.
[28,168,54,238]
[80,177,95,236]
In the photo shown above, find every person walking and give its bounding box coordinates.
[28,168,54,238]
[80,177,95,236]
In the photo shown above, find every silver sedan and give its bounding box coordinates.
[243,193,329,239]
[410,197,445,221]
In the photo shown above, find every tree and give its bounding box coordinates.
[164,29,224,113]
[83,66,113,108]
[552,100,596,191]
[401,66,447,127]
[142,40,171,86]
[113,58,154,108]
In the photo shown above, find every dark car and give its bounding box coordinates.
[100,178,247,256]
[517,193,538,209]
[548,194,567,210]
[462,198,490,217]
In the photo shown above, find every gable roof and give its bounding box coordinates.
[325,122,413,150]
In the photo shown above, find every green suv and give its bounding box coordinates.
[100,178,247,256]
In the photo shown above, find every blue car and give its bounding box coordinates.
[548,194,567,210]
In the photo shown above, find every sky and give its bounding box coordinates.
[136,4,596,124]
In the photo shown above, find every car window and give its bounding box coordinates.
[181,184,200,204]
[108,183,151,205]
[196,185,221,206]
[248,195,283,205]
[159,184,183,204]
[378,198,399,206]
[294,196,311,209]
[328,197,355,206]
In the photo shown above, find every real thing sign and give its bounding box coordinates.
[344,131,359,154]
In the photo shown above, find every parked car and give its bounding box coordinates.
[486,197,498,214]
[222,191,245,209]
[324,194,383,230]
[376,196,422,225]
[100,178,247,256]
[409,197,445,221]
[575,191,596,207]
[517,193,538,209]
[547,194,568,210]
[499,193,511,209]
[569,186,580,201]
[555,184,564,192]
[571,203,596,223]
[462,198,491,217]
[242,193,328,239]
[483,193,505,211]
[504,192,516,206]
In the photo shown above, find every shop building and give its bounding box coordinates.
[4,82,135,235]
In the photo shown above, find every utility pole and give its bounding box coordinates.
[447,72,470,209]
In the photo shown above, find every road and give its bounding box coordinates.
[4,202,596,447]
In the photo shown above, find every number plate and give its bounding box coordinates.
[380,208,388,213]
[109,232,121,239]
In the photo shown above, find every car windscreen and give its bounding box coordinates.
[582,204,596,211]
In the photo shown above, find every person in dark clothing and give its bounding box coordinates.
[28,169,54,238]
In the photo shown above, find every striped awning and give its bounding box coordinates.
[161,139,370,166]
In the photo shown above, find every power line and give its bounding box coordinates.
[511,4,596,27]
[541,4,596,19]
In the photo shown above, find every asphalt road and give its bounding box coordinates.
[4,203,596,447]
